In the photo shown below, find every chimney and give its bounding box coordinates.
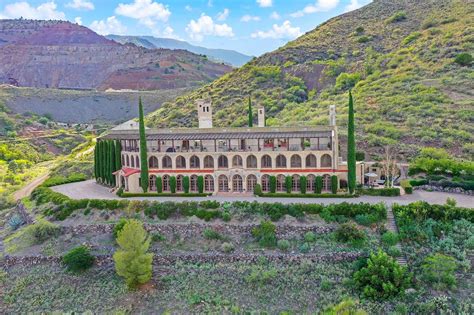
[197,99,212,128]
[257,107,265,127]
[329,105,336,126]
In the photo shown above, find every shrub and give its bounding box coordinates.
[29,220,60,243]
[381,231,399,246]
[355,151,365,161]
[322,298,367,315]
[8,215,24,230]
[203,228,223,240]
[151,232,166,242]
[221,211,231,222]
[254,184,262,196]
[113,218,127,239]
[387,246,401,257]
[269,176,277,193]
[170,176,176,193]
[354,214,378,226]
[359,188,400,196]
[300,176,307,194]
[454,53,473,66]
[357,35,371,43]
[197,175,204,194]
[354,250,411,299]
[113,219,153,288]
[156,176,163,193]
[421,253,457,290]
[331,175,338,194]
[220,242,234,253]
[315,176,323,194]
[252,220,277,248]
[400,180,412,194]
[245,265,277,285]
[277,239,290,251]
[355,26,364,34]
[62,246,94,272]
[335,223,366,243]
[386,11,407,24]
[183,176,190,193]
[335,72,361,90]
[285,176,292,193]
[304,231,316,242]
[299,242,311,253]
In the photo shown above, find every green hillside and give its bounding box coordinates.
[147,0,473,160]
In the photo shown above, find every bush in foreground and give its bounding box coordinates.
[29,219,60,243]
[252,220,277,248]
[421,253,457,290]
[335,223,366,243]
[62,246,95,272]
[322,298,367,315]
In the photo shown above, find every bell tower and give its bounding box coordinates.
[197,99,213,128]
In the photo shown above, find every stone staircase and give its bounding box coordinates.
[386,207,407,266]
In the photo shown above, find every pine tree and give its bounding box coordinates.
[347,90,357,194]
[138,97,149,192]
[113,219,153,288]
[248,95,253,127]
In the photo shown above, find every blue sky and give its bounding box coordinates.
[0,0,372,56]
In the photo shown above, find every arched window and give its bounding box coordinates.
[176,156,186,169]
[307,175,316,193]
[149,156,158,168]
[232,175,243,192]
[290,155,302,168]
[190,175,198,192]
[246,155,257,168]
[247,174,257,192]
[126,155,130,167]
[218,155,228,168]
[261,174,270,192]
[176,175,184,192]
[321,154,332,168]
[163,175,170,191]
[190,155,200,169]
[292,174,300,192]
[131,156,135,167]
[232,155,243,167]
[276,174,285,192]
[306,154,317,168]
[121,154,125,166]
[218,175,229,192]
[204,175,214,192]
[261,155,272,168]
[149,175,157,191]
[204,155,214,168]
[276,155,287,168]
[162,156,172,168]
[322,174,331,191]
[135,156,140,168]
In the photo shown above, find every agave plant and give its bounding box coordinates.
[8,214,25,230]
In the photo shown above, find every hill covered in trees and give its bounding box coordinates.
[147,0,473,160]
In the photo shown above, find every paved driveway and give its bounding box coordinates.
[51,180,474,208]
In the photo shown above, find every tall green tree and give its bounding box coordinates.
[114,140,122,171]
[347,90,356,194]
[94,142,98,181]
[248,95,253,127]
[138,97,149,192]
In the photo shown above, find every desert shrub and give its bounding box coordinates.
[62,246,94,272]
[245,265,277,285]
[354,250,412,299]
[29,220,60,243]
[304,231,316,242]
[355,26,364,34]
[151,232,166,242]
[254,183,262,196]
[357,35,371,43]
[402,32,421,45]
[8,215,24,230]
[421,253,457,289]
[252,220,277,248]
[386,11,407,24]
[126,200,143,215]
[113,219,153,288]
[203,228,223,240]
[322,298,367,315]
[299,242,311,253]
[331,175,338,194]
[335,223,366,243]
[277,239,290,251]
[454,53,473,66]
[381,231,399,246]
[220,242,234,253]
[335,72,361,90]
[113,218,127,239]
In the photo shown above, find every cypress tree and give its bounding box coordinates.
[115,140,122,171]
[94,142,98,181]
[98,141,103,183]
[248,95,253,127]
[110,140,116,186]
[315,176,323,194]
[138,97,149,192]
[105,140,110,185]
[347,90,357,194]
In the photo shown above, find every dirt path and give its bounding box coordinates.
[13,172,50,201]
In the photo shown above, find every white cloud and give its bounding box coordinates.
[66,0,94,11]
[251,20,302,39]
[162,26,175,38]
[185,5,192,11]
[115,0,171,28]
[90,16,127,35]
[270,11,280,20]
[186,14,234,42]
[0,1,66,20]
[257,0,272,8]
[74,16,82,25]
[240,14,260,22]
[291,0,340,18]
[216,8,229,21]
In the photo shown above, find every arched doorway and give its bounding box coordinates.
[276,174,285,192]
[261,174,270,192]
[190,175,198,192]
[204,175,214,192]
[232,175,243,192]
[292,174,300,192]
[322,174,331,191]
[307,174,315,192]
[149,175,157,192]
[176,175,184,192]
[163,175,170,192]
[218,175,229,192]
[246,174,257,192]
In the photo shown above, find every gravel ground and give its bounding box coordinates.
[51,180,474,208]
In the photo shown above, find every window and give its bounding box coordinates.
[205,175,214,192]
[190,175,198,192]
[218,155,228,168]
[176,156,186,169]
[246,155,257,168]
[135,156,140,168]
[149,175,157,191]
[322,174,331,191]
[131,156,135,167]
[190,155,200,169]
[247,174,257,192]
[261,155,272,168]
[176,175,183,192]
[306,154,317,168]
[162,156,172,168]
[232,175,243,192]
[276,175,285,192]
[163,175,170,191]
[261,174,270,192]
[321,154,332,168]
[292,175,300,192]
[290,155,302,168]
[126,155,130,167]
[307,175,316,192]
[204,156,214,168]
[149,156,158,168]
[276,155,287,168]
[218,175,229,192]
[232,155,243,167]
[121,154,125,166]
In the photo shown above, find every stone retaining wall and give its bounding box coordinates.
[414,185,473,195]
[1,251,362,268]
